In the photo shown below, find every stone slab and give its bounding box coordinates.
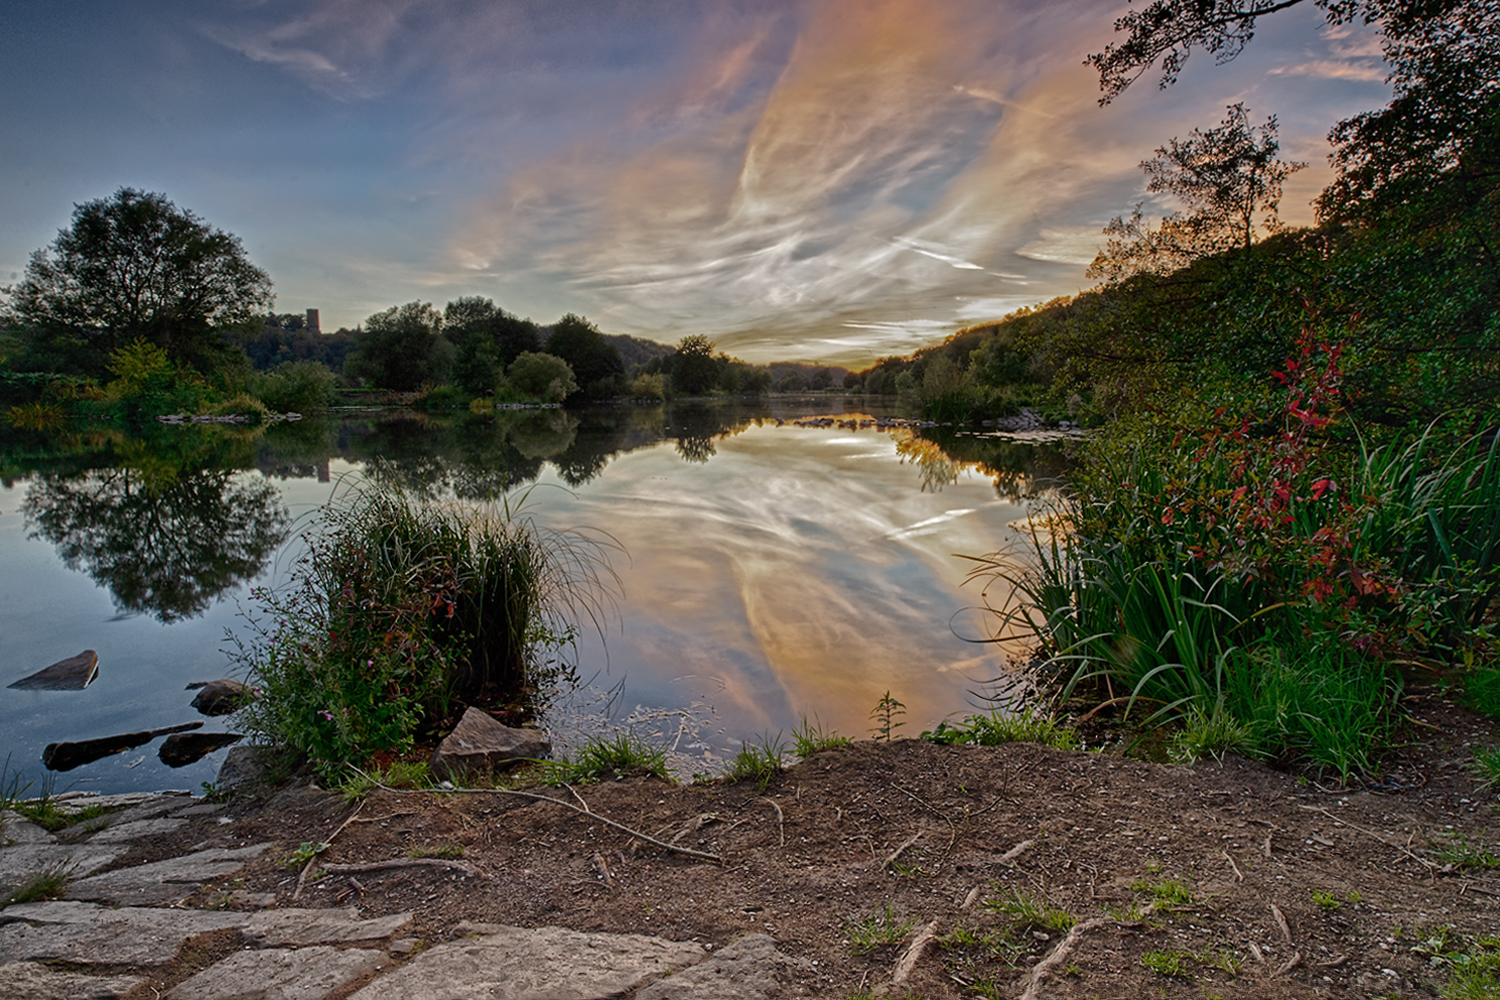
[0,960,141,999]
[0,902,411,966]
[637,934,811,1000]
[0,811,55,844]
[189,679,249,717]
[428,707,552,783]
[87,817,189,843]
[64,843,269,905]
[349,924,705,1000]
[0,842,126,884]
[166,945,387,1000]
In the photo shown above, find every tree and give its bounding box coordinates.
[346,302,444,392]
[670,334,719,396]
[544,314,624,401]
[443,297,541,368]
[507,351,578,403]
[1089,104,1304,281]
[8,188,272,374]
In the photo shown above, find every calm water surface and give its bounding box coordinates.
[0,400,1067,793]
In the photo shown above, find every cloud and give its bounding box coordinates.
[1015,228,1105,267]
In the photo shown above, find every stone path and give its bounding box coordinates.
[1,792,802,999]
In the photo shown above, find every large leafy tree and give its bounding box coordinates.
[544,314,624,401]
[443,296,541,394]
[9,188,272,373]
[346,302,447,392]
[670,334,719,396]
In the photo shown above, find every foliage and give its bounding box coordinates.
[507,352,578,403]
[981,889,1076,931]
[1,864,74,909]
[670,334,719,396]
[542,733,671,785]
[726,732,787,793]
[845,900,916,955]
[444,297,541,395]
[232,483,607,778]
[252,360,339,413]
[1133,874,1195,910]
[1471,746,1500,790]
[792,716,851,756]
[628,373,666,401]
[7,187,272,375]
[103,339,206,417]
[1463,667,1500,720]
[545,314,624,401]
[1140,948,1193,978]
[870,691,906,741]
[1430,835,1500,870]
[921,707,1079,750]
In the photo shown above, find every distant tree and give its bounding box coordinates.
[1089,104,1304,281]
[670,334,719,396]
[346,302,444,392]
[507,352,578,403]
[545,314,624,401]
[8,188,272,374]
[444,297,540,367]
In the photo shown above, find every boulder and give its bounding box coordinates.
[158,732,243,768]
[214,745,271,791]
[428,707,551,783]
[187,679,248,716]
[8,651,98,691]
[42,723,203,772]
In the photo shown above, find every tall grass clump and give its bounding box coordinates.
[232,481,615,778]
[967,328,1497,779]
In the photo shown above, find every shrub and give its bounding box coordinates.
[253,360,338,413]
[232,482,612,778]
[508,352,578,403]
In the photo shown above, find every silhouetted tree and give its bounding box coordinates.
[545,314,624,401]
[346,302,445,391]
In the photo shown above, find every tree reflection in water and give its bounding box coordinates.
[23,467,290,622]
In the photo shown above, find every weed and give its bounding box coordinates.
[871,692,906,742]
[338,759,433,802]
[409,842,464,859]
[1141,948,1193,978]
[1167,707,1258,764]
[846,900,916,955]
[1,863,74,908]
[1103,901,1148,922]
[1347,890,1362,903]
[1197,947,1243,975]
[1312,889,1343,910]
[542,733,671,786]
[0,755,33,813]
[200,780,233,804]
[1132,875,1194,910]
[792,716,851,757]
[1431,835,1500,871]
[1471,747,1500,791]
[922,707,1079,751]
[982,889,1076,931]
[283,841,330,868]
[725,733,788,793]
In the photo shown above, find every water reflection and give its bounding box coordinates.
[23,466,289,623]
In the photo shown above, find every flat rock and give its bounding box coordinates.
[0,843,126,884]
[0,902,410,966]
[348,924,705,1000]
[637,934,811,1000]
[166,945,387,1000]
[428,707,552,783]
[104,793,197,825]
[44,722,203,772]
[8,650,98,690]
[160,732,244,767]
[0,960,141,999]
[64,843,268,905]
[188,679,249,716]
[215,745,273,791]
[86,817,188,843]
[0,811,55,844]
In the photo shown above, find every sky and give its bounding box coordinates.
[1,1,1392,366]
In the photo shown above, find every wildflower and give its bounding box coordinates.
[318,710,335,721]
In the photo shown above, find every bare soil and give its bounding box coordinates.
[122,689,1499,999]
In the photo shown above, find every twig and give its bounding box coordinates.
[591,852,613,889]
[998,839,1035,865]
[564,783,591,813]
[1296,805,1439,870]
[961,885,982,910]
[1263,832,1274,860]
[885,919,939,993]
[1274,951,1302,977]
[1019,917,1107,1000]
[761,797,785,848]
[294,800,363,901]
[322,858,478,876]
[1270,903,1293,945]
[1318,953,1348,968]
[1221,849,1244,882]
[345,766,722,864]
[884,831,923,867]
[1249,942,1265,963]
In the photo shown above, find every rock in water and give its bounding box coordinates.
[8,651,99,691]
[429,707,551,783]
[43,722,204,771]
[188,679,248,716]
[159,732,244,767]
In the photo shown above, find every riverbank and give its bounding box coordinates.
[3,688,1497,999]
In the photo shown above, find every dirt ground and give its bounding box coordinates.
[116,688,1500,999]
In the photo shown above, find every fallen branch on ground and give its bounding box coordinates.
[322,858,478,876]
[1021,905,1155,1000]
[884,919,939,994]
[294,801,363,901]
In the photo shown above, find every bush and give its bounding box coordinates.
[507,352,578,403]
[252,360,338,413]
[231,483,613,778]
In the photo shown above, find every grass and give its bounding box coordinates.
[338,760,433,802]
[921,706,1079,751]
[1,863,74,909]
[726,732,788,793]
[1132,875,1194,910]
[541,733,670,786]
[792,716,851,757]
[1471,747,1500,791]
[1312,889,1342,910]
[1167,707,1258,764]
[981,888,1075,931]
[1430,836,1500,871]
[845,900,916,955]
[232,481,616,780]
[1141,948,1193,979]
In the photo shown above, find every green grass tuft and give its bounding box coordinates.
[542,733,670,786]
[981,888,1076,931]
[1,863,74,909]
[845,900,916,955]
[792,716,851,757]
[726,732,788,793]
